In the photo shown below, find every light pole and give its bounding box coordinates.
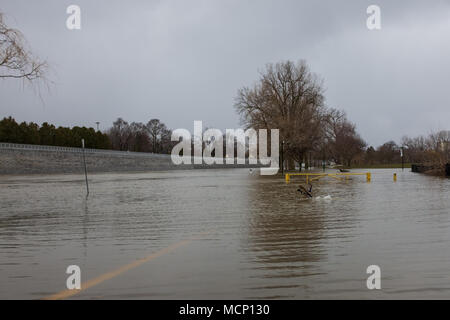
[280,140,284,175]
[95,122,100,131]
[401,146,407,171]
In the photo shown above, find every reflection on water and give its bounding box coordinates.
[241,174,363,299]
[243,178,328,298]
[0,169,450,299]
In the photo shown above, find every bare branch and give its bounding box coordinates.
[0,12,48,85]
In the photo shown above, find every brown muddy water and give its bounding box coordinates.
[1,168,450,299]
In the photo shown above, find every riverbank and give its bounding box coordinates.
[345,163,412,169]
[411,163,449,177]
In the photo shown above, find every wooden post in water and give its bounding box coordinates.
[81,139,89,197]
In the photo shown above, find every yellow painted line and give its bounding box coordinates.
[43,231,211,300]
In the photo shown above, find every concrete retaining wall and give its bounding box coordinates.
[0,143,263,175]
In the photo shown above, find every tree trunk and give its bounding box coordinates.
[298,153,303,172]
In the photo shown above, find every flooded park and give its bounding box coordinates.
[1,168,450,299]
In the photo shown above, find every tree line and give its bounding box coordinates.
[234,60,450,170]
[401,131,450,167]
[0,116,175,153]
[107,118,174,153]
[0,117,110,149]
[2,60,448,167]
[358,131,449,173]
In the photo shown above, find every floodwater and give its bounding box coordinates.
[1,168,450,299]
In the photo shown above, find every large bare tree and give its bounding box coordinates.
[0,12,47,83]
[235,60,327,166]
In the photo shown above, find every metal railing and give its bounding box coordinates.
[285,172,371,183]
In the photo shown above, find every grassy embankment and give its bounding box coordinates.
[344,163,412,169]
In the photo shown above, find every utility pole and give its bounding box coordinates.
[82,139,89,197]
[401,146,404,171]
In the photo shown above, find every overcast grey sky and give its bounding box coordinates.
[1,0,449,147]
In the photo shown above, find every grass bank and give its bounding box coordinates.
[345,163,412,169]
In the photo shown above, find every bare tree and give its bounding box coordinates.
[326,109,366,166]
[159,127,173,154]
[106,118,174,154]
[401,135,427,163]
[108,118,133,151]
[235,60,327,168]
[146,119,167,153]
[426,130,450,168]
[0,12,47,83]
[129,122,151,152]
[401,131,449,168]
[376,141,400,164]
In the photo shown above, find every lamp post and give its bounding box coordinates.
[401,146,405,171]
[400,146,405,171]
[95,122,100,131]
[280,140,284,175]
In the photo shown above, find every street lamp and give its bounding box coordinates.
[95,122,100,131]
[401,145,408,171]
